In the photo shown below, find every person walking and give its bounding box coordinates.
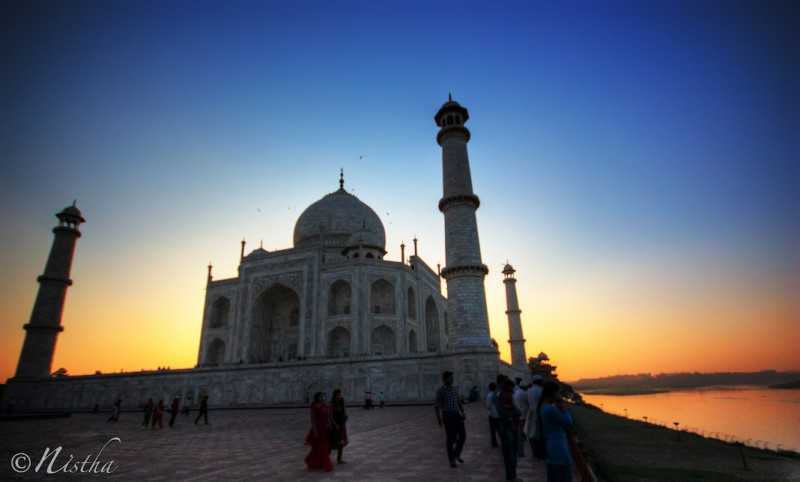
[435,371,466,468]
[513,381,530,457]
[168,397,180,428]
[330,389,349,464]
[142,398,154,428]
[496,377,521,482]
[305,392,334,472]
[540,380,574,482]
[151,399,164,429]
[194,395,209,425]
[107,398,121,422]
[486,382,500,448]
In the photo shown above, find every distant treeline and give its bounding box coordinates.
[572,370,800,391]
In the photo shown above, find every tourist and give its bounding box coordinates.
[142,398,154,427]
[330,388,348,464]
[107,398,121,422]
[496,377,521,481]
[486,382,500,448]
[435,370,466,468]
[195,395,209,425]
[378,391,385,408]
[540,380,573,482]
[363,391,373,410]
[151,399,165,429]
[525,376,544,455]
[168,397,180,428]
[305,392,333,472]
[513,381,530,457]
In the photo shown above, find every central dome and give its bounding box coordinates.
[293,187,386,249]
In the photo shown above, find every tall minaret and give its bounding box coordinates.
[435,95,493,351]
[503,263,527,371]
[14,203,85,379]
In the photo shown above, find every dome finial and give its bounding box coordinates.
[448,92,452,102]
[339,168,344,190]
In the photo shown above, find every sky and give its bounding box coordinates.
[1,1,798,382]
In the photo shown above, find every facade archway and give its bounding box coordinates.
[371,325,396,355]
[210,297,230,328]
[407,287,416,319]
[328,280,351,316]
[370,279,394,314]
[206,338,225,365]
[408,329,418,353]
[250,284,300,363]
[425,296,440,352]
[327,326,351,358]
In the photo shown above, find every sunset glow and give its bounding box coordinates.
[2,2,797,383]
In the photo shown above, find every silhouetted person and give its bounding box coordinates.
[151,400,164,429]
[526,376,544,455]
[435,370,466,468]
[486,382,500,447]
[305,392,333,472]
[540,380,573,482]
[107,398,121,422]
[142,398,154,427]
[330,388,348,464]
[513,380,530,457]
[363,391,373,410]
[496,377,521,481]
[195,395,209,425]
[378,391,385,408]
[169,397,180,427]
[92,403,99,414]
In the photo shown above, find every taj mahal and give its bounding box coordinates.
[4,97,530,411]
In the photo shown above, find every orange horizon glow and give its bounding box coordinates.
[1,212,797,384]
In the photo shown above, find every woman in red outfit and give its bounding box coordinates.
[305,392,333,472]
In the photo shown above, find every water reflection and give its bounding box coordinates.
[583,387,800,452]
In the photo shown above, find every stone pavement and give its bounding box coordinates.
[1,404,549,481]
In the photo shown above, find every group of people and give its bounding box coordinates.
[304,389,349,472]
[102,394,210,429]
[486,375,578,482]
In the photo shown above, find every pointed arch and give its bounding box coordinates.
[206,338,225,365]
[371,325,396,355]
[210,297,230,328]
[408,329,418,353]
[250,284,300,363]
[327,326,351,358]
[370,279,395,314]
[407,287,417,320]
[425,296,440,352]
[328,280,351,316]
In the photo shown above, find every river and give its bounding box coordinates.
[582,387,800,452]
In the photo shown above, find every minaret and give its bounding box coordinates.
[503,263,527,371]
[14,203,86,379]
[435,95,493,351]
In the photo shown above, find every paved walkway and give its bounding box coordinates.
[1,404,548,481]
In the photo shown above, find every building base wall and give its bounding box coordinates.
[3,352,500,412]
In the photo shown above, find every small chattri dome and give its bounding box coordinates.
[434,93,470,127]
[502,263,515,275]
[57,201,86,224]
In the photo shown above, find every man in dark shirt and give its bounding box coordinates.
[435,371,466,468]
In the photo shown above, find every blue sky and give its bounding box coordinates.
[1,1,797,380]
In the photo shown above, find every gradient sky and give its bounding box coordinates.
[2,1,798,382]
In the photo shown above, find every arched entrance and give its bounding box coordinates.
[250,284,300,363]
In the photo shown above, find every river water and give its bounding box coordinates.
[582,387,800,452]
